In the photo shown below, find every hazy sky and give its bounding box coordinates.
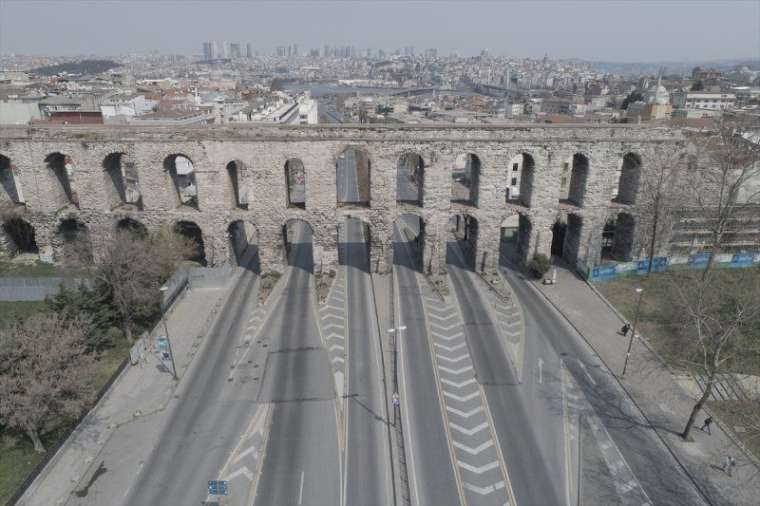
[1,0,758,61]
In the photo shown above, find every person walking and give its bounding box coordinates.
[721,455,736,477]
[699,416,713,435]
[620,323,630,336]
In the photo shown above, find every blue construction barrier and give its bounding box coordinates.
[589,251,760,282]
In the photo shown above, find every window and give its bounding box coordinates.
[561,177,567,188]
[562,162,569,173]
[511,177,517,186]
[512,163,519,171]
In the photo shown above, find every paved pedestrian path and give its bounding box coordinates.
[418,278,514,506]
[534,264,760,506]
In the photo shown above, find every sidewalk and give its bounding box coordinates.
[534,265,760,506]
[18,285,228,506]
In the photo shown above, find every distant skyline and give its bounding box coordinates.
[1,0,759,62]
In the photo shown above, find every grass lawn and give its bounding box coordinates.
[0,339,130,504]
[708,400,760,458]
[595,267,760,376]
[0,301,47,327]
[0,261,91,278]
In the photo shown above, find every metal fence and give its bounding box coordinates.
[0,277,94,301]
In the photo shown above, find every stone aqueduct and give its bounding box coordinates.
[0,124,683,275]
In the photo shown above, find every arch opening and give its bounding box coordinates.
[564,214,584,264]
[452,153,480,206]
[103,153,142,210]
[448,213,478,270]
[567,154,589,207]
[0,154,24,205]
[281,219,314,272]
[506,153,535,207]
[601,213,636,262]
[396,152,424,206]
[174,221,206,265]
[392,213,426,272]
[164,155,198,209]
[45,152,79,208]
[336,147,370,207]
[1,217,38,256]
[227,220,259,271]
[285,158,306,209]
[550,220,567,258]
[338,216,372,272]
[226,160,248,209]
[614,153,642,205]
[56,218,93,265]
[115,217,147,238]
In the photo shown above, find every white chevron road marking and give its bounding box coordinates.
[463,480,505,495]
[225,465,253,481]
[233,445,258,464]
[453,440,494,456]
[331,356,345,365]
[438,364,473,375]
[429,322,462,332]
[443,390,480,403]
[436,353,469,364]
[328,343,345,352]
[432,331,465,342]
[440,377,477,388]
[457,460,500,474]
[429,313,459,323]
[449,422,489,436]
[434,342,467,352]
[446,405,484,418]
[323,323,343,333]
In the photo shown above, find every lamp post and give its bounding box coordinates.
[159,286,178,380]
[621,287,644,378]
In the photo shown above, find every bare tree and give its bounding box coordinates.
[636,147,686,274]
[98,229,193,342]
[687,118,760,277]
[672,268,760,440]
[0,313,97,453]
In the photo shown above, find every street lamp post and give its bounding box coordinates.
[621,287,644,378]
[159,286,178,380]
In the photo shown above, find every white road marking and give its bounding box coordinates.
[446,405,484,418]
[457,460,500,474]
[232,444,258,464]
[538,357,544,384]
[225,465,253,481]
[443,390,480,403]
[578,360,597,386]
[463,480,505,495]
[434,342,467,352]
[436,353,469,364]
[438,364,473,375]
[449,421,489,436]
[298,470,305,505]
[453,440,494,456]
[440,377,477,389]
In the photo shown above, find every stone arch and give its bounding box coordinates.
[0,153,24,205]
[550,218,567,258]
[396,152,424,206]
[614,153,642,204]
[336,146,371,207]
[393,213,426,272]
[506,153,535,207]
[226,160,248,209]
[1,217,38,256]
[115,216,148,238]
[174,220,206,265]
[282,218,314,272]
[164,154,198,209]
[285,158,306,209]
[103,152,142,210]
[452,153,480,206]
[601,212,636,262]
[44,152,79,208]
[567,153,589,206]
[448,212,479,269]
[227,219,259,268]
[55,218,93,265]
[338,216,373,272]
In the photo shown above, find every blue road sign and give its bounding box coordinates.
[157,337,169,351]
[208,480,228,496]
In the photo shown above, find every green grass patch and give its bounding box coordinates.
[0,301,47,328]
[708,400,760,458]
[0,261,92,278]
[595,268,760,375]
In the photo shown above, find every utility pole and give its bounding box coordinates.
[159,286,178,380]
[621,287,644,377]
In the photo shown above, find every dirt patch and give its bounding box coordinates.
[315,270,336,304]
[258,272,281,305]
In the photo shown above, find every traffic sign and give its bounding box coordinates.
[208,480,228,496]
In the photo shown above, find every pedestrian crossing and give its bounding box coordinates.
[419,282,513,506]
[318,268,347,399]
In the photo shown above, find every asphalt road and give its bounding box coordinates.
[342,217,393,506]
[501,264,709,506]
[125,252,262,505]
[393,222,461,506]
[337,147,361,204]
[254,222,341,506]
[447,242,566,505]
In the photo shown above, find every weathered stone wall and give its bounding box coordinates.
[0,123,684,274]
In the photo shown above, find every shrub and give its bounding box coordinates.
[528,253,551,279]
